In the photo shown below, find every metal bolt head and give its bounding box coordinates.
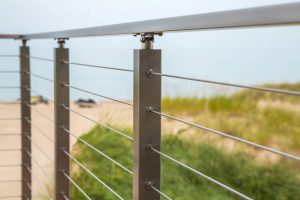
[145,181,154,190]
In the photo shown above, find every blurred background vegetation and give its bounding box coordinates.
[70,83,300,200]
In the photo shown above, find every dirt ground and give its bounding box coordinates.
[0,101,133,199]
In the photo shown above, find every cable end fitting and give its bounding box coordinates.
[61,82,67,87]
[145,144,154,152]
[60,59,68,64]
[146,68,154,77]
[145,181,154,190]
[146,106,154,113]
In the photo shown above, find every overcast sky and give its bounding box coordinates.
[0,0,298,33]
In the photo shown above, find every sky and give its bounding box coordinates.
[0,0,299,100]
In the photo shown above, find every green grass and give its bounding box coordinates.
[234,82,300,103]
[70,82,300,199]
[162,83,300,153]
[71,126,300,200]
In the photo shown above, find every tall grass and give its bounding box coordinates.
[162,83,300,154]
[70,82,300,199]
[71,126,300,200]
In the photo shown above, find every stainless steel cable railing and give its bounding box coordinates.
[64,60,133,73]
[25,117,54,143]
[0,149,21,152]
[149,108,300,162]
[149,146,252,200]
[0,102,20,104]
[0,164,21,168]
[24,132,54,163]
[0,179,21,183]
[1,3,300,199]
[25,150,53,183]
[25,87,51,100]
[0,70,19,73]
[28,55,54,62]
[0,118,21,120]
[25,182,32,193]
[25,102,55,124]
[62,104,133,141]
[0,195,22,199]
[61,192,70,200]
[62,127,133,174]
[0,86,20,89]
[22,67,54,199]
[63,172,91,200]
[25,71,54,82]
[63,83,133,106]
[26,55,133,73]
[63,150,124,200]
[0,55,19,57]
[149,70,300,96]
[147,183,172,200]
[0,133,20,136]
[25,165,52,200]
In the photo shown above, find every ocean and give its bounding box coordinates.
[0,26,300,101]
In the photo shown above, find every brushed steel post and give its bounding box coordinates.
[133,34,161,200]
[20,40,31,200]
[54,39,70,200]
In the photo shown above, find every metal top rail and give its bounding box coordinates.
[1,2,300,40]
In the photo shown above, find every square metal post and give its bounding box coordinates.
[54,41,70,200]
[133,41,161,200]
[20,41,31,200]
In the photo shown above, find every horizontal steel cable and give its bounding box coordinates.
[0,133,20,136]
[62,105,133,141]
[64,150,124,200]
[25,183,42,200]
[150,70,300,96]
[25,182,33,200]
[25,118,54,143]
[25,150,53,183]
[63,83,133,106]
[0,164,21,168]
[149,183,172,200]
[0,70,19,73]
[0,118,21,120]
[150,147,252,200]
[25,71,54,82]
[62,127,132,174]
[0,102,20,105]
[61,192,69,200]
[0,179,20,183]
[25,181,32,194]
[0,55,19,57]
[0,195,21,199]
[62,172,92,200]
[24,133,54,162]
[25,165,52,200]
[150,109,300,162]
[0,86,20,89]
[25,102,54,124]
[64,60,133,73]
[28,55,54,62]
[25,87,51,100]
[0,149,20,152]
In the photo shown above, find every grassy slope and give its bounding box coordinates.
[162,83,300,153]
[71,126,300,200]
[71,83,300,199]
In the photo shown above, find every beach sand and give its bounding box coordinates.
[0,101,132,199]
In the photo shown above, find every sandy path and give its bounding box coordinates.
[0,101,132,199]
